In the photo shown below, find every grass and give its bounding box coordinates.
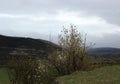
[0,68,10,84]
[0,65,120,84]
[56,65,120,84]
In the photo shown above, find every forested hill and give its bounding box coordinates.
[0,34,58,50]
[0,34,59,65]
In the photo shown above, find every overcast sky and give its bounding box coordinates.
[0,0,120,48]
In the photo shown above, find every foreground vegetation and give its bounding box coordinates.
[56,65,120,84]
[1,65,120,84]
[0,68,9,84]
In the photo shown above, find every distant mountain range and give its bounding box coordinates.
[88,48,120,59]
[88,47,120,53]
[0,34,120,65]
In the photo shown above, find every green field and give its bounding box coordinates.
[0,68,10,84]
[0,65,120,84]
[57,65,120,84]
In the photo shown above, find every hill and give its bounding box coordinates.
[56,65,120,84]
[0,34,59,49]
[88,47,120,53]
[0,34,59,65]
[88,48,120,59]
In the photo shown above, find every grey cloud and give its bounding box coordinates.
[87,32,120,48]
[0,0,120,48]
[0,0,120,25]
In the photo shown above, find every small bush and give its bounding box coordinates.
[7,57,58,84]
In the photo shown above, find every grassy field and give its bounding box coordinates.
[57,65,120,84]
[0,68,10,84]
[0,65,120,84]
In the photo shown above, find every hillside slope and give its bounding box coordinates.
[57,65,120,84]
[0,34,59,65]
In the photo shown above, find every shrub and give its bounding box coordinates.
[7,58,58,84]
[49,25,92,75]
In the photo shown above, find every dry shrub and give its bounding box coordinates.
[7,57,57,84]
[49,25,94,75]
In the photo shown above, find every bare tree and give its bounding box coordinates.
[49,25,88,75]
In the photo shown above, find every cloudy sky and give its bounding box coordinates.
[0,0,120,48]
